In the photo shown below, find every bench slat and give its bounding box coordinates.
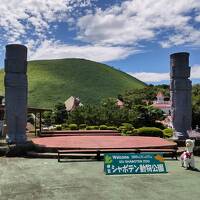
[57,148,178,162]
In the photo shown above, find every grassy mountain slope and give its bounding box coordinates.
[0,58,145,108]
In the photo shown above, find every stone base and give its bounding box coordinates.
[173,132,189,140]
[4,141,35,157]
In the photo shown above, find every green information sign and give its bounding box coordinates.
[104,153,167,175]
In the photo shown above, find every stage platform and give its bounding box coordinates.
[32,136,177,151]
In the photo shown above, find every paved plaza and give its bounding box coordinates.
[0,157,200,200]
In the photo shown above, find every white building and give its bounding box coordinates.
[152,92,171,115]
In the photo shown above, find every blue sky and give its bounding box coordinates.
[0,0,200,84]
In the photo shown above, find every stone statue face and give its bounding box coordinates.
[185,139,195,151]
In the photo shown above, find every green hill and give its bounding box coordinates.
[0,58,145,108]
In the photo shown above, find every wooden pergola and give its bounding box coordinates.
[0,105,52,136]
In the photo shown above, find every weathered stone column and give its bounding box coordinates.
[170,52,192,139]
[4,44,28,144]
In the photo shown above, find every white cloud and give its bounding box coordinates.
[1,0,200,64]
[0,0,93,42]
[191,65,200,79]
[77,0,200,47]
[129,72,169,82]
[29,40,137,62]
[129,65,200,82]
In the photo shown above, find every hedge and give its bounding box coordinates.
[121,123,133,131]
[163,128,173,138]
[55,125,62,130]
[86,126,99,130]
[118,124,137,136]
[99,125,108,130]
[62,123,68,129]
[122,129,138,136]
[79,124,87,129]
[137,127,163,137]
[107,126,117,130]
[68,124,78,130]
[118,126,126,132]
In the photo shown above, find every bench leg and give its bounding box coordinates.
[97,151,101,161]
[175,151,178,160]
[58,153,60,162]
[171,151,178,160]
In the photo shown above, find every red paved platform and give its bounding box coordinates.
[32,136,177,150]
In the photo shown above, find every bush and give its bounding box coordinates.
[69,124,78,130]
[153,122,166,129]
[62,123,68,129]
[118,126,126,132]
[99,125,108,130]
[79,124,87,129]
[121,123,133,131]
[55,125,62,130]
[163,128,173,138]
[122,129,138,136]
[118,124,137,136]
[107,126,117,130]
[137,127,163,137]
[86,126,99,130]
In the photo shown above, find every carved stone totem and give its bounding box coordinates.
[4,44,28,144]
[170,52,192,139]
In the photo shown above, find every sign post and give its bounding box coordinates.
[104,153,167,175]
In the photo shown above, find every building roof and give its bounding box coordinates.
[65,96,75,111]
[64,96,81,112]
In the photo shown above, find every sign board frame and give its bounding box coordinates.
[104,153,167,175]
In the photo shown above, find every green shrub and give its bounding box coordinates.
[137,127,163,138]
[118,126,126,132]
[86,126,99,130]
[55,125,62,130]
[118,123,134,135]
[86,126,92,130]
[122,129,138,136]
[153,122,166,130]
[107,126,117,130]
[163,128,173,138]
[69,124,78,130]
[124,130,132,135]
[99,125,108,130]
[62,123,68,129]
[121,123,133,131]
[133,129,139,135]
[118,124,137,136]
[79,124,87,129]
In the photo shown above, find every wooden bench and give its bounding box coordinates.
[57,149,99,162]
[135,148,178,160]
[57,147,178,162]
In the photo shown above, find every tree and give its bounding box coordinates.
[42,111,53,126]
[123,89,146,109]
[192,84,200,128]
[122,86,170,108]
[51,102,68,124]
[131,105,165,128]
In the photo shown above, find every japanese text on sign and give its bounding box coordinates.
[104,153,167,175]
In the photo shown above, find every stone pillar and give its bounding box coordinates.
[170,52,192,139]
[4,44,28,144]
